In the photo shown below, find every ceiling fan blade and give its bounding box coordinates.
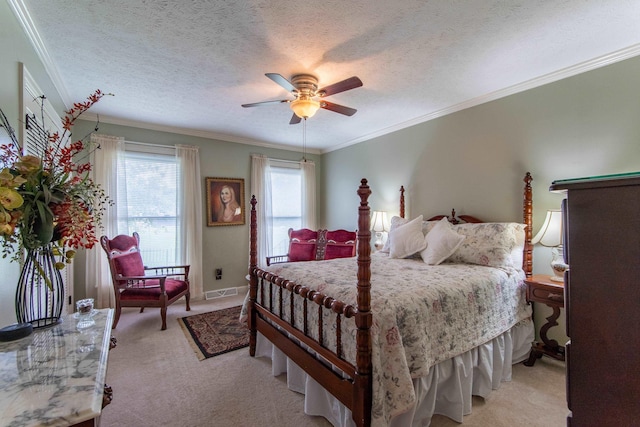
[242,99,290,108]
[289,113,302,125]
[318,76,363,97]
[320,101,357,116]
[265,73,296,92]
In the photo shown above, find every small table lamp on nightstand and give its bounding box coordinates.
[532,209,568,281]
[371,211,388,250]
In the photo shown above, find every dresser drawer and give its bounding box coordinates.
[526,279,564,307]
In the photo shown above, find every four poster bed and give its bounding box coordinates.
[246,172,535,427]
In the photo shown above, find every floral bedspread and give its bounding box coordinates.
[244,253,531,426]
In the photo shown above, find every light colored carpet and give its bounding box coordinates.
[100,295,568,427]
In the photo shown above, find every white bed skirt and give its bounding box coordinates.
[254,319,534,427]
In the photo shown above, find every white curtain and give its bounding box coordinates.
[300,160,316,229]
[250,155,273,269]
[176,145,204,299]
[87,133,124,309]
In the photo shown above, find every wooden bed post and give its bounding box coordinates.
[249,195,258,356]
[523,172,533,278]
[353,179,372,427]
[399,185,405,219]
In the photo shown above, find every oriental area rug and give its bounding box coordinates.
[178,305,249,360]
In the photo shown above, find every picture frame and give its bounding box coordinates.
[206,177,245,226]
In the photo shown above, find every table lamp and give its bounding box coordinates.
[371,211,388,250]
[532,209,568,281]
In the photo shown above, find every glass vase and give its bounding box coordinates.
[15,244,65,328]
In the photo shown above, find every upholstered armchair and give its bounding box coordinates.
[100,232,190,330]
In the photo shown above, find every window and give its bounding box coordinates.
[116,146,180,266]
[269,164,303,255]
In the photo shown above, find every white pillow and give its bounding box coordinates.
[380,216,408,253]
[420,217,465,265]
[380,217,440,253]
[389,215,427,258]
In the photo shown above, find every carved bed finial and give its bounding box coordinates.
[523,172,533,277]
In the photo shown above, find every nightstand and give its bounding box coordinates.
[523,274,565,366]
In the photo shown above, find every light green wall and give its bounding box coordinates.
[70,120,321,301]
[322,55,640,347]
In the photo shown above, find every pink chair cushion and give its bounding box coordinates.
[325,229,356,243]
[120,279,189,301]
[289,228,318,241]
[324,229,356,260]
[114,252,145,277]
[289,242,317,262]
[324,244,356,260]
[288,228,319,262]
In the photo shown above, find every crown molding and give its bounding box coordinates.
[79,113,322,155]
[324,43,640,153]
[8,0,71,108]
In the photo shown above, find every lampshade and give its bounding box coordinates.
[371,211,388,232]
[290,96,320,119]
[532,209,563,247]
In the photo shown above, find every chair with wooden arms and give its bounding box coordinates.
[100,232,190,330]
[265,228,357,265]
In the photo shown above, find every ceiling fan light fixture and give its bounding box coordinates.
[290,97,320,119]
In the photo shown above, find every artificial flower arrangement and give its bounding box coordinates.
[0,90,112,278]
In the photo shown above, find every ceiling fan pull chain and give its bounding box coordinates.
[302,118,307,162]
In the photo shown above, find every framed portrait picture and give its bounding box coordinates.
[206,177,245,226]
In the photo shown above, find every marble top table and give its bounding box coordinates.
[0,309,114,427]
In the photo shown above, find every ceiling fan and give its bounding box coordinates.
[242,73,363,124]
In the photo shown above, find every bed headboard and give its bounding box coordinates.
[398,172,533,277]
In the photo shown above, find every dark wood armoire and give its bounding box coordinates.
[550,172,640,427]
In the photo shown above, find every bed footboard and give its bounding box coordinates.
[248,179,373,427]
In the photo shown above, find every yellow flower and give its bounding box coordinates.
[0,187,24,210]
[0,210,17,236]
[0,168,26,188]
[13,155,41,175]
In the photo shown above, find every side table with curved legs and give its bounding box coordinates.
[524,274,565,366]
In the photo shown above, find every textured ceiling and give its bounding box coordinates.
[10,0,640,153]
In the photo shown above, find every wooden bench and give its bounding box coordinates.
[266,228,357,266]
